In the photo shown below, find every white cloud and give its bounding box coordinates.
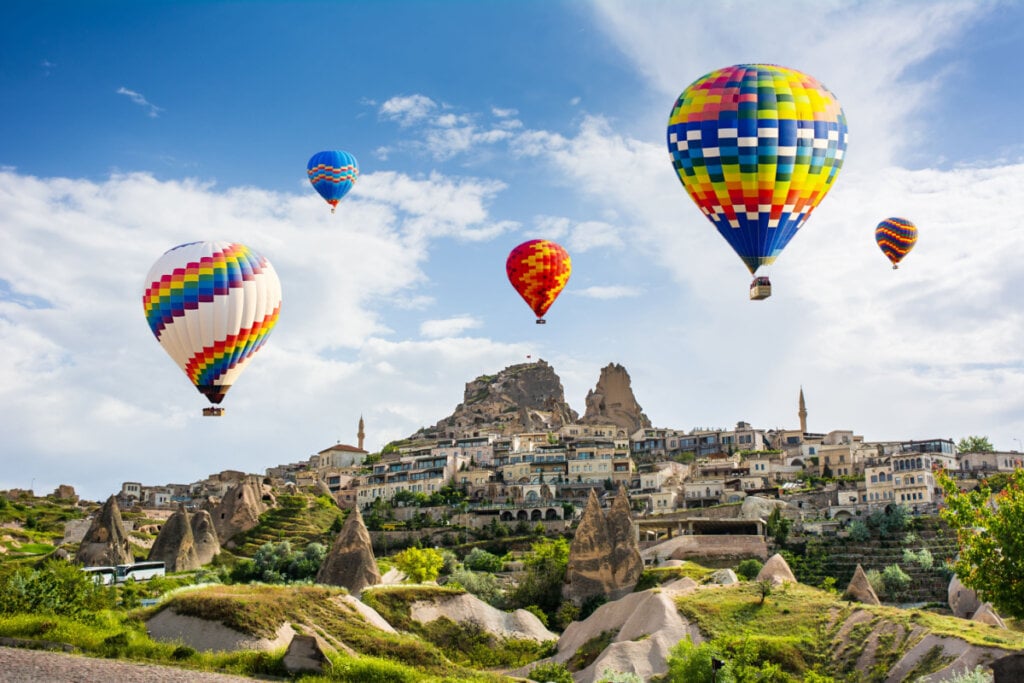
[116,86,163,117]
[379,94,437,125]
[0,168,531,499]
[492,106,518,118]
[574,285,641,300]
[532,215,622,252]
[420,316,483,338]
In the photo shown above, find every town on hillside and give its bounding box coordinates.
[107,361,1019,535]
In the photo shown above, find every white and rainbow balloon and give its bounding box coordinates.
[142,241,282,408]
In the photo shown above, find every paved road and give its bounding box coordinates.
[0,646,264,682]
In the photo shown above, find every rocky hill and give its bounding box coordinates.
[411,359,650,441]
[413,359,579,439]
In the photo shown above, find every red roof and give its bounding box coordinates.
[319,444,367,454]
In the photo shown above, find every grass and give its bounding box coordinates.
[634,562,716,591]
[230,493,342,557]
[673,580,1024,681]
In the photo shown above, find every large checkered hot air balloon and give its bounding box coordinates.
[307,150,359,213]
[875,217,917,269]
[506,239,571,324]
[667,64,849,299]
[142,241,282,416]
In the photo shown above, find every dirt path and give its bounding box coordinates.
[0,646,265,682]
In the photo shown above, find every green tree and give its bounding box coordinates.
[881,564,911,600]
[464,547,504,572]
[939,469,1024,618]
[666,637,733,683]
[766,507,791,545]
[957,435,994,453]
[394,546,445,583]
[508,537,570,619]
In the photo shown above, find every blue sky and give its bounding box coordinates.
[3,0,1024,500]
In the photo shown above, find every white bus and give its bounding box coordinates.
[115,561,166,583]
[81,566,117,585]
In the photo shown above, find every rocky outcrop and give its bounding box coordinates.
[949,574,981,619]
[51,485,78,502]
[409,592,557,642]
[75,495,133,566]
[204,477,275,545]
[756,553,797,586]
[972,603,1006,629]
[418,360,578,439]
[580,363,651,433]
[541,587,699,683]
[190,510,221,566]
[564,487,643,605]
[843,564,880,605]
[739,496,788,521]
[709,569,739,585]
[316,507,380,595]
[148,508,200,572]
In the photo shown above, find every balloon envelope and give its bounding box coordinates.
[875,217,917,267]
[307,150,359,210]
[506,239,571,320]
[142,241,282,405]
[667,64,849,274]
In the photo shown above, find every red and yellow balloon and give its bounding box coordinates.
[506,239,571,324]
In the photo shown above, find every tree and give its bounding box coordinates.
[508,537,570,619]
[939,469,1024,618]
[957,435,994,453]
[394,546,445,584]
[766,507,791,545]
[464,547,504,573]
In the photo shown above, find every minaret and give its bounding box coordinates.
[357,415,365,451]
[798,387,807,434]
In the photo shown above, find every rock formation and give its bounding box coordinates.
[417,360,579,439]
[409,592,557,642]
[756,553,797,586]
[739,496,788,520]
[709,568,739,585]
[51,484,78,502]
[580,363,651,433]
[204,476,275,545]
[316,506,381,595]
[948,574,981,619]
[843,564,880,605]
[148,507,200,572]
[190,509,221,566]
[972,603,1006,629]
[564,487,643,604]
[75,495,134,566]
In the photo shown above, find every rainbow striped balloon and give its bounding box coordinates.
[875,217,917,268]
[307,150,359,212]
[506,239,571,323]
[668,64,848,275]
[142,242,282,406]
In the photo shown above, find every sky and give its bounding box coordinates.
[3,0,1024,501]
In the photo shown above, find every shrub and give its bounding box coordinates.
[942,666,994,683]
[528,661,574,683]
[881,564,911,600]
[848,520,870,542]
[666,636,733,683]
[447,568,502,606]
[0,560,114,619]
[464,547,504,573]
[596,670,643,682]
[736,559,764,581]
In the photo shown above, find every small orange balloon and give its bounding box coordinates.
[506,239,571,323]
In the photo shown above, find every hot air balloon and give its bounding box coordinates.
[506,239,571,324]
[307,150,359,212]
[142,241,282,416]
[875,217,917,269]
[667,64,849,299]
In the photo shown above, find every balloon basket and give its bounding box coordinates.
[535,319,546,325]
[202,407,225,417]
[749,276,772,301]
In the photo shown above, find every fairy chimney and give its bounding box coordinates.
[843,564,880,605]
[316,506,381,595]
[190,509,221,566]
[75,495,134,566]
[148,507,200,572]
[564,487,642,604]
